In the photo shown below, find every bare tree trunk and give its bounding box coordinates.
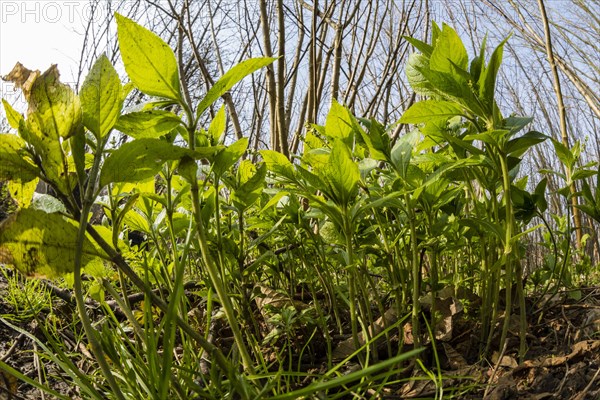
[537,0,583,250]
[276,0,289,157]
[259,0,278,151]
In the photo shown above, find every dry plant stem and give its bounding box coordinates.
[536,0,583,250]
[483,340,509,399]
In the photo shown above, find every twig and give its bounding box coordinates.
[573,367,600,400]
[483,340,508,399]
[0,333,25,362]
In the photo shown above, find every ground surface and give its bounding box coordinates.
[0,268,599,399]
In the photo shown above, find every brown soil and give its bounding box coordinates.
[1,268,599,399]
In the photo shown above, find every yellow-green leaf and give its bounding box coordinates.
[81,54,122,138]
[196,58,275,118]
[0,133,39,182]
[0,209,107,278]
[115,13,181,101]
[115,110,182,139]
[325,99,354,147]
[2,99,23,130]
[27,65,82,139]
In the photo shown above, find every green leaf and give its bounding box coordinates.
[357,118,390,161]
[2,99,23,129]
[115,13,181,101]
[404,36,433,57]
[459,218,504,244]
[551,139,575,170]
[322,140,359,207]
[177,155,198,184]
[0,133,39,182]
[27,65,82,139]
[115,110,182,139]
[80,54,122,138]
[325,99,354,146]
[400,100,464,124]
[503,116,533,134]
[7,179,37,208]
[405,53,437,97]
[208,105,227,144]
[100,139,193,187]
[470,35,487,82]
[478,37,509,113]
[232,162,267,211]
[20,120,69,194]
[430,23,468,74]
[196,58,276,118]
[391,130,419,179]
[0,209,106,278]
[261,149,295,181]
[213,137,248,178]
[505,130,547,157]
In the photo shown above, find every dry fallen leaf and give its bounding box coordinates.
[2,62,41,101]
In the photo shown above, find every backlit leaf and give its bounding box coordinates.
[322,140,359,207]
[100,139,194,187]
[2,99,23,129]
[400,100,464,124]
[196,58,275,118]
[430,23,468,74]
[0,133,39,182]
[213,137,248,178]
[115,110,182,139]
[208,105,226,144]
[116,13,181,101]
[261,149,295,181]
[0,209,106,278]
[325,99,354,146]
[80,54,122,138]
[27,65,82,139]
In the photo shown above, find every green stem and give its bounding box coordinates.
[344,213,361,362]
[406,195,421,348]
[497,152,526,361]
[183,103,255,375]
[73,139,126,400]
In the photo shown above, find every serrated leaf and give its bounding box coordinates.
[100,139,193,187]
[115,110,182,139]
[400,100,464,124]
[405,53,437,97]
[196,58,275,118]
[80,54,122,138]
[116,13,181,101]
[404,36,433,57]
[0,209,106,278]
